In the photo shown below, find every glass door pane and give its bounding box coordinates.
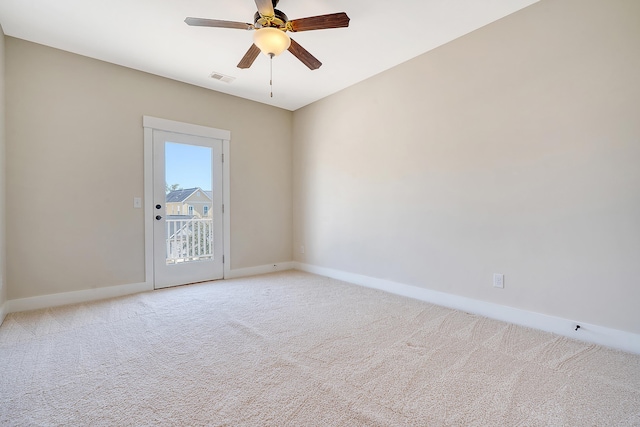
[164,142,213,265]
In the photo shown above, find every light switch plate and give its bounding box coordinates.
[134,197,142,208]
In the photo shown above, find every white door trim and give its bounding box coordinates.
[143,116,231,286]
[143,116,230,140]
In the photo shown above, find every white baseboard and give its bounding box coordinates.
[225,261,294,280]
[294,262,640,355]
[6,281,154,314]
[0,302,6,326]
[4,261,297,314]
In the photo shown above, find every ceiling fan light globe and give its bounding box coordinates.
[253,27,291,56]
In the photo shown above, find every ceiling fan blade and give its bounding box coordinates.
[254,0,275,17]
[288,12,350,32]
[237,44,261,69]
[288,38,322,70]
[185,17,253,30]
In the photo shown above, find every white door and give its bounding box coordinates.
[152,130,224,289]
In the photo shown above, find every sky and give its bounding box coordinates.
[165,142,212,191]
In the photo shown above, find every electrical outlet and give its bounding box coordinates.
[300,245,305,254]
[133,197,142,208]
[493,273,504,289]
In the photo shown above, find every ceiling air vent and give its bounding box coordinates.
[209,72,235,84]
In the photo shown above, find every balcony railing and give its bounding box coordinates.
[166,218,213,264]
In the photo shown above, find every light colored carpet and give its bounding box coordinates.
[1,270,639,426]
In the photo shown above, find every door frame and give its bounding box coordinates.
[143,116,231,287]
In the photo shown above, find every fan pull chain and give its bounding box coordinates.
[269,53,274,98]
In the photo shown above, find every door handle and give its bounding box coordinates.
[156,204,162,209]
[156,215,162,220]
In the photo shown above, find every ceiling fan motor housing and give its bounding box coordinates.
[254,9,289,29]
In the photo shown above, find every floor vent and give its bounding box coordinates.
[209,72,235,83]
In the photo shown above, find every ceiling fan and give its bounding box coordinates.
[185,0,350,70]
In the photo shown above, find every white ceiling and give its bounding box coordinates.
[0,0,539,111]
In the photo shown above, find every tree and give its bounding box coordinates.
[166,183,182,194]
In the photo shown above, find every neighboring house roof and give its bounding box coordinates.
[166,187,212,203]
[166,188,198,203]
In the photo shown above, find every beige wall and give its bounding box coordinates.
[293,0,640,333]
[0,27,6,313]
[6,38,293,299]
